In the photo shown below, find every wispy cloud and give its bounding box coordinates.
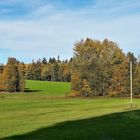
[0,0,140,63]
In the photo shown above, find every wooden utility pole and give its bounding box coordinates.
[130,61,133,106]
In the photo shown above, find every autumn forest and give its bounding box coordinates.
[0,38,140,97]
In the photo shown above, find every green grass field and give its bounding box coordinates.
[0,80,140,140]
[25,80,71,96]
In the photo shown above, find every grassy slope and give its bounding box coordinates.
[0,80,140,139]
[25,80,70,96]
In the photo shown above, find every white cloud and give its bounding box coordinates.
[0,0,140,62]
[33,5,54,16]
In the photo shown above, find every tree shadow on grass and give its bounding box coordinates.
[2,110,140,140]
[24,88,43,93]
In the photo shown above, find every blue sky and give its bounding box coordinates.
[0,0,140,63]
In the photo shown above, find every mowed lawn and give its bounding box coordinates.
[0,80,140,140]
[25,80,71,96]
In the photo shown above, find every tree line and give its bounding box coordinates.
[24,57,72,82]
[71,38,140,97]
[0,38,140,96]
[0,57,72,92]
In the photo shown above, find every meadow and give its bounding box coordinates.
[0,80,140,140]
